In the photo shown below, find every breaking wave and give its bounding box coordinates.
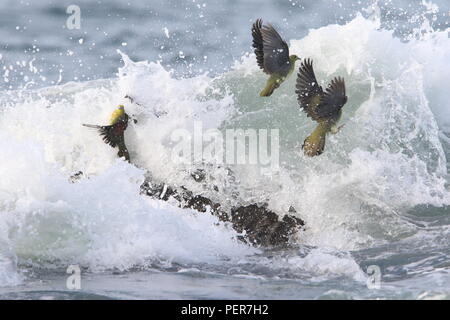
[0,8,449,292]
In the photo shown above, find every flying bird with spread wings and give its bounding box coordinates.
[295,59,348,157]
[252,19,300,97]
[83,105,131,162]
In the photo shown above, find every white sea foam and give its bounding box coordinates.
[229,13,450,250]
[0,11,449,287]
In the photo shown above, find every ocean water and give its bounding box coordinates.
[0,0,450,299]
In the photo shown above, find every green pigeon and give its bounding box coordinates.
[83,105,130,162]
[295,59,347,157]
[252,18,300,97]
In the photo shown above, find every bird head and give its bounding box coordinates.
[290,55,300,63]
[117,105,125,110]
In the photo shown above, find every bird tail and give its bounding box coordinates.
[302,123,328,157]
[259,78,280,97]
[82,124,101,129]
[117,141,130,162]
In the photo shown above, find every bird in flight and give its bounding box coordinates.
[83,105,130,162]
[252,19,300,97]
[295,59,347,157]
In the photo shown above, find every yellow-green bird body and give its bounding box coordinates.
[252,19,300,97]
[259,55,299,96]
[109,105,126,125]
[295,59,347,157]
[302,118,342,157]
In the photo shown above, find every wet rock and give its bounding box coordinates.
[230,204,304,247]
[69,171,84,183]
[71,170,305,247]
[140,178,305,247]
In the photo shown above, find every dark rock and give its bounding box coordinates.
[69,171,84,183]
[71,170,305,247]
[190,168,206,182]
[140,178,305,247]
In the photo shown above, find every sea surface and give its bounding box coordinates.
[0,0,450,299]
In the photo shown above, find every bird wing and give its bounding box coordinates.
[316,77,347,119]
[251,19,267,74]
[83,121,127,148]
[295,58,324,121]
[252,19,290,75]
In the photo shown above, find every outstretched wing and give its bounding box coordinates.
[252,19,290,75]
[83,120,128,148]
[251,19,266,73]
[316,77,347,119]
[295,58,324,121]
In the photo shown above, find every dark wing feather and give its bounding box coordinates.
[295,58,324,121]
[251,19,267,73]
[98,125,123,148]
[83,118,128,148]
[316,77,347,119]
[261,23,290,75]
